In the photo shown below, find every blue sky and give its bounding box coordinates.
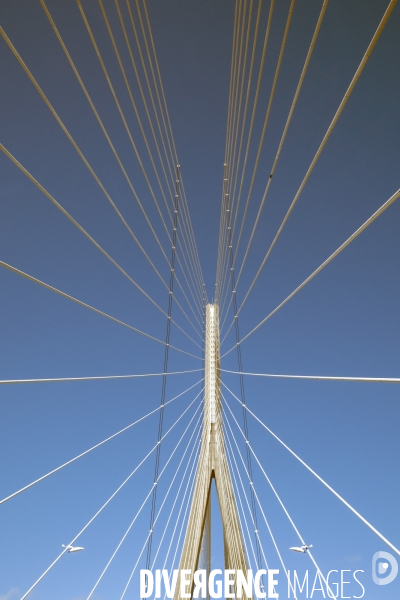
[0,0,399,598]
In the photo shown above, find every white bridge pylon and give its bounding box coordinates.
[174,304,250,599]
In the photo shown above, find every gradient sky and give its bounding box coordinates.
[0,0,399,598]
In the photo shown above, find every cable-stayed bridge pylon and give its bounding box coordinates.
[174,304,250,599]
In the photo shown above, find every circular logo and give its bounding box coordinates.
[372,551,398,586]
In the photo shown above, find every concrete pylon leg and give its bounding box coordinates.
[174,304,251,599]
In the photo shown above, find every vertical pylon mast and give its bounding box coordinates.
[174,304,250,599]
